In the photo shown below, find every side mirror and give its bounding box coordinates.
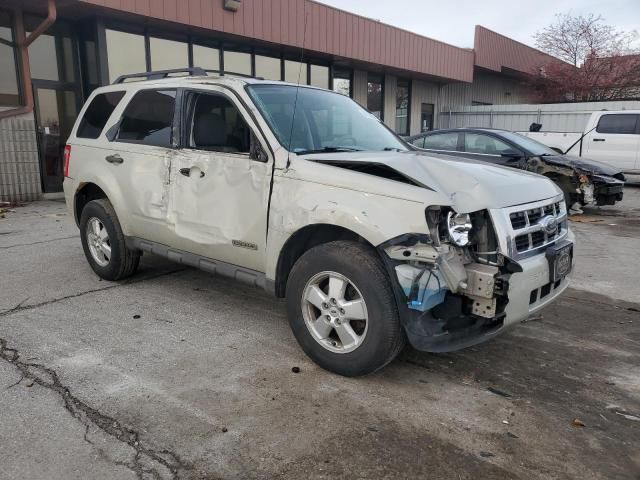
[250,132,268,162]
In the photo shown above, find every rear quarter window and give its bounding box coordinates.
[76,91,126,139]
[596,114,638,134]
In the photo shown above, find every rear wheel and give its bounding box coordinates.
[286,241,405,376]
[79,199,140,281]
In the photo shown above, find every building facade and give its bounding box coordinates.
[0,0,556,202]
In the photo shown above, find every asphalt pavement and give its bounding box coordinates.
[0,187,639,480]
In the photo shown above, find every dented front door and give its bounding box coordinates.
[168,148,271,272]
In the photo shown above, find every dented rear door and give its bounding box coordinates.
[105,88,177,244]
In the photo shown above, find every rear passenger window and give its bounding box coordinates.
[116,89,176,147]
[596,114,638,134]
[464,133,513,155]
[423,132,459,151]
[77,91,125,139]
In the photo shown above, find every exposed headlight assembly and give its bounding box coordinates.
[446,211,473,247]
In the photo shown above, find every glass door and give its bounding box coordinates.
[421,103,434,132]
[33,84,78,193]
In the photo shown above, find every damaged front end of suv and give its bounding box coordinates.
[379,198,571,352]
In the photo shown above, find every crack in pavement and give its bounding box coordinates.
[0,235,79,250]
[0,337,196,480]
[0,268,187,318]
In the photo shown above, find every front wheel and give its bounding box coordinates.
[286,241,405,376]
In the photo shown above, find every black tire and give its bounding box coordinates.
[286,240,405,376]
[79,199,140,281]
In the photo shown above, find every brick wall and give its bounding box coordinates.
[0,110,42,203]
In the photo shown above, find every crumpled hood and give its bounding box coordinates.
[540,154,623,177]
[305,150,562,213]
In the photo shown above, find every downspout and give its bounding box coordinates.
[0,0,57,120]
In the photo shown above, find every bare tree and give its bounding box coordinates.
[529,13,640,102]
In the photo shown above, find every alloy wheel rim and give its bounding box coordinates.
[86,217,111,267]
[301,271,369,354]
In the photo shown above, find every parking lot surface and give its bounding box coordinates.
[1,187,639,480]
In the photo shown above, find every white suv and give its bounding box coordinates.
[63,69,574,376]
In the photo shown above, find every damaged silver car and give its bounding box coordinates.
[408,128,625,214]
[64,69,575,376]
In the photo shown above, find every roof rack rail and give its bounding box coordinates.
[202,69,264,80]
[112,67,207,84]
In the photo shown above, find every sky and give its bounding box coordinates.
[318,0,640,50]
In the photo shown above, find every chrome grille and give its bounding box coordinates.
[490,195,568,260]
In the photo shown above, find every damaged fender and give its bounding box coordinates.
[379,234,510,352]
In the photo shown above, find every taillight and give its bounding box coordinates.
[63,144,71,177]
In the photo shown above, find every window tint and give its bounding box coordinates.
[423,133,459,151]
[596,114,638,134]
[149,37,188,71]
[117,90,176,147]
[310,65,329,89]
[395,79,410,136]
[105,29,146,83]
[0,11,20,106]
[224,51,251,75]
[284,60,307,84]
[192,44,220,71]
[464,133,512,155]
[410,137,425,148]
[255,55,281,80]
[26,17,75,83]
[367,74,384,120]
[77,91,125,139]
[189,93,250,154]
[332,68,352,97]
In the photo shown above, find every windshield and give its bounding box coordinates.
[247,84,407,154]
[498,131,559,156]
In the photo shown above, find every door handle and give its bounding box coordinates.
[105,154,124,164]
[593,138,605,142]
[179,167,205,178]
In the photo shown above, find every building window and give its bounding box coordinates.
[395,79,410,135]
[0,10,20,107]
[332,68,352,97]
[420,103,434,132]
[150,37,188,71]
[284,60,307,84]
[255,55,281,80]
[105,29,146,83]
[367,73,384,120]
[26,17,75,83]
[223,50,251,75]
[472,101,492,106]
[192,44,220,71]
[310,64,329,89]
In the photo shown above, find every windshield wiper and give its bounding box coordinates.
[296,146,363,155]
[383,147,404,152]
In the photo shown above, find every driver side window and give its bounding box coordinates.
[188,92,250,154]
